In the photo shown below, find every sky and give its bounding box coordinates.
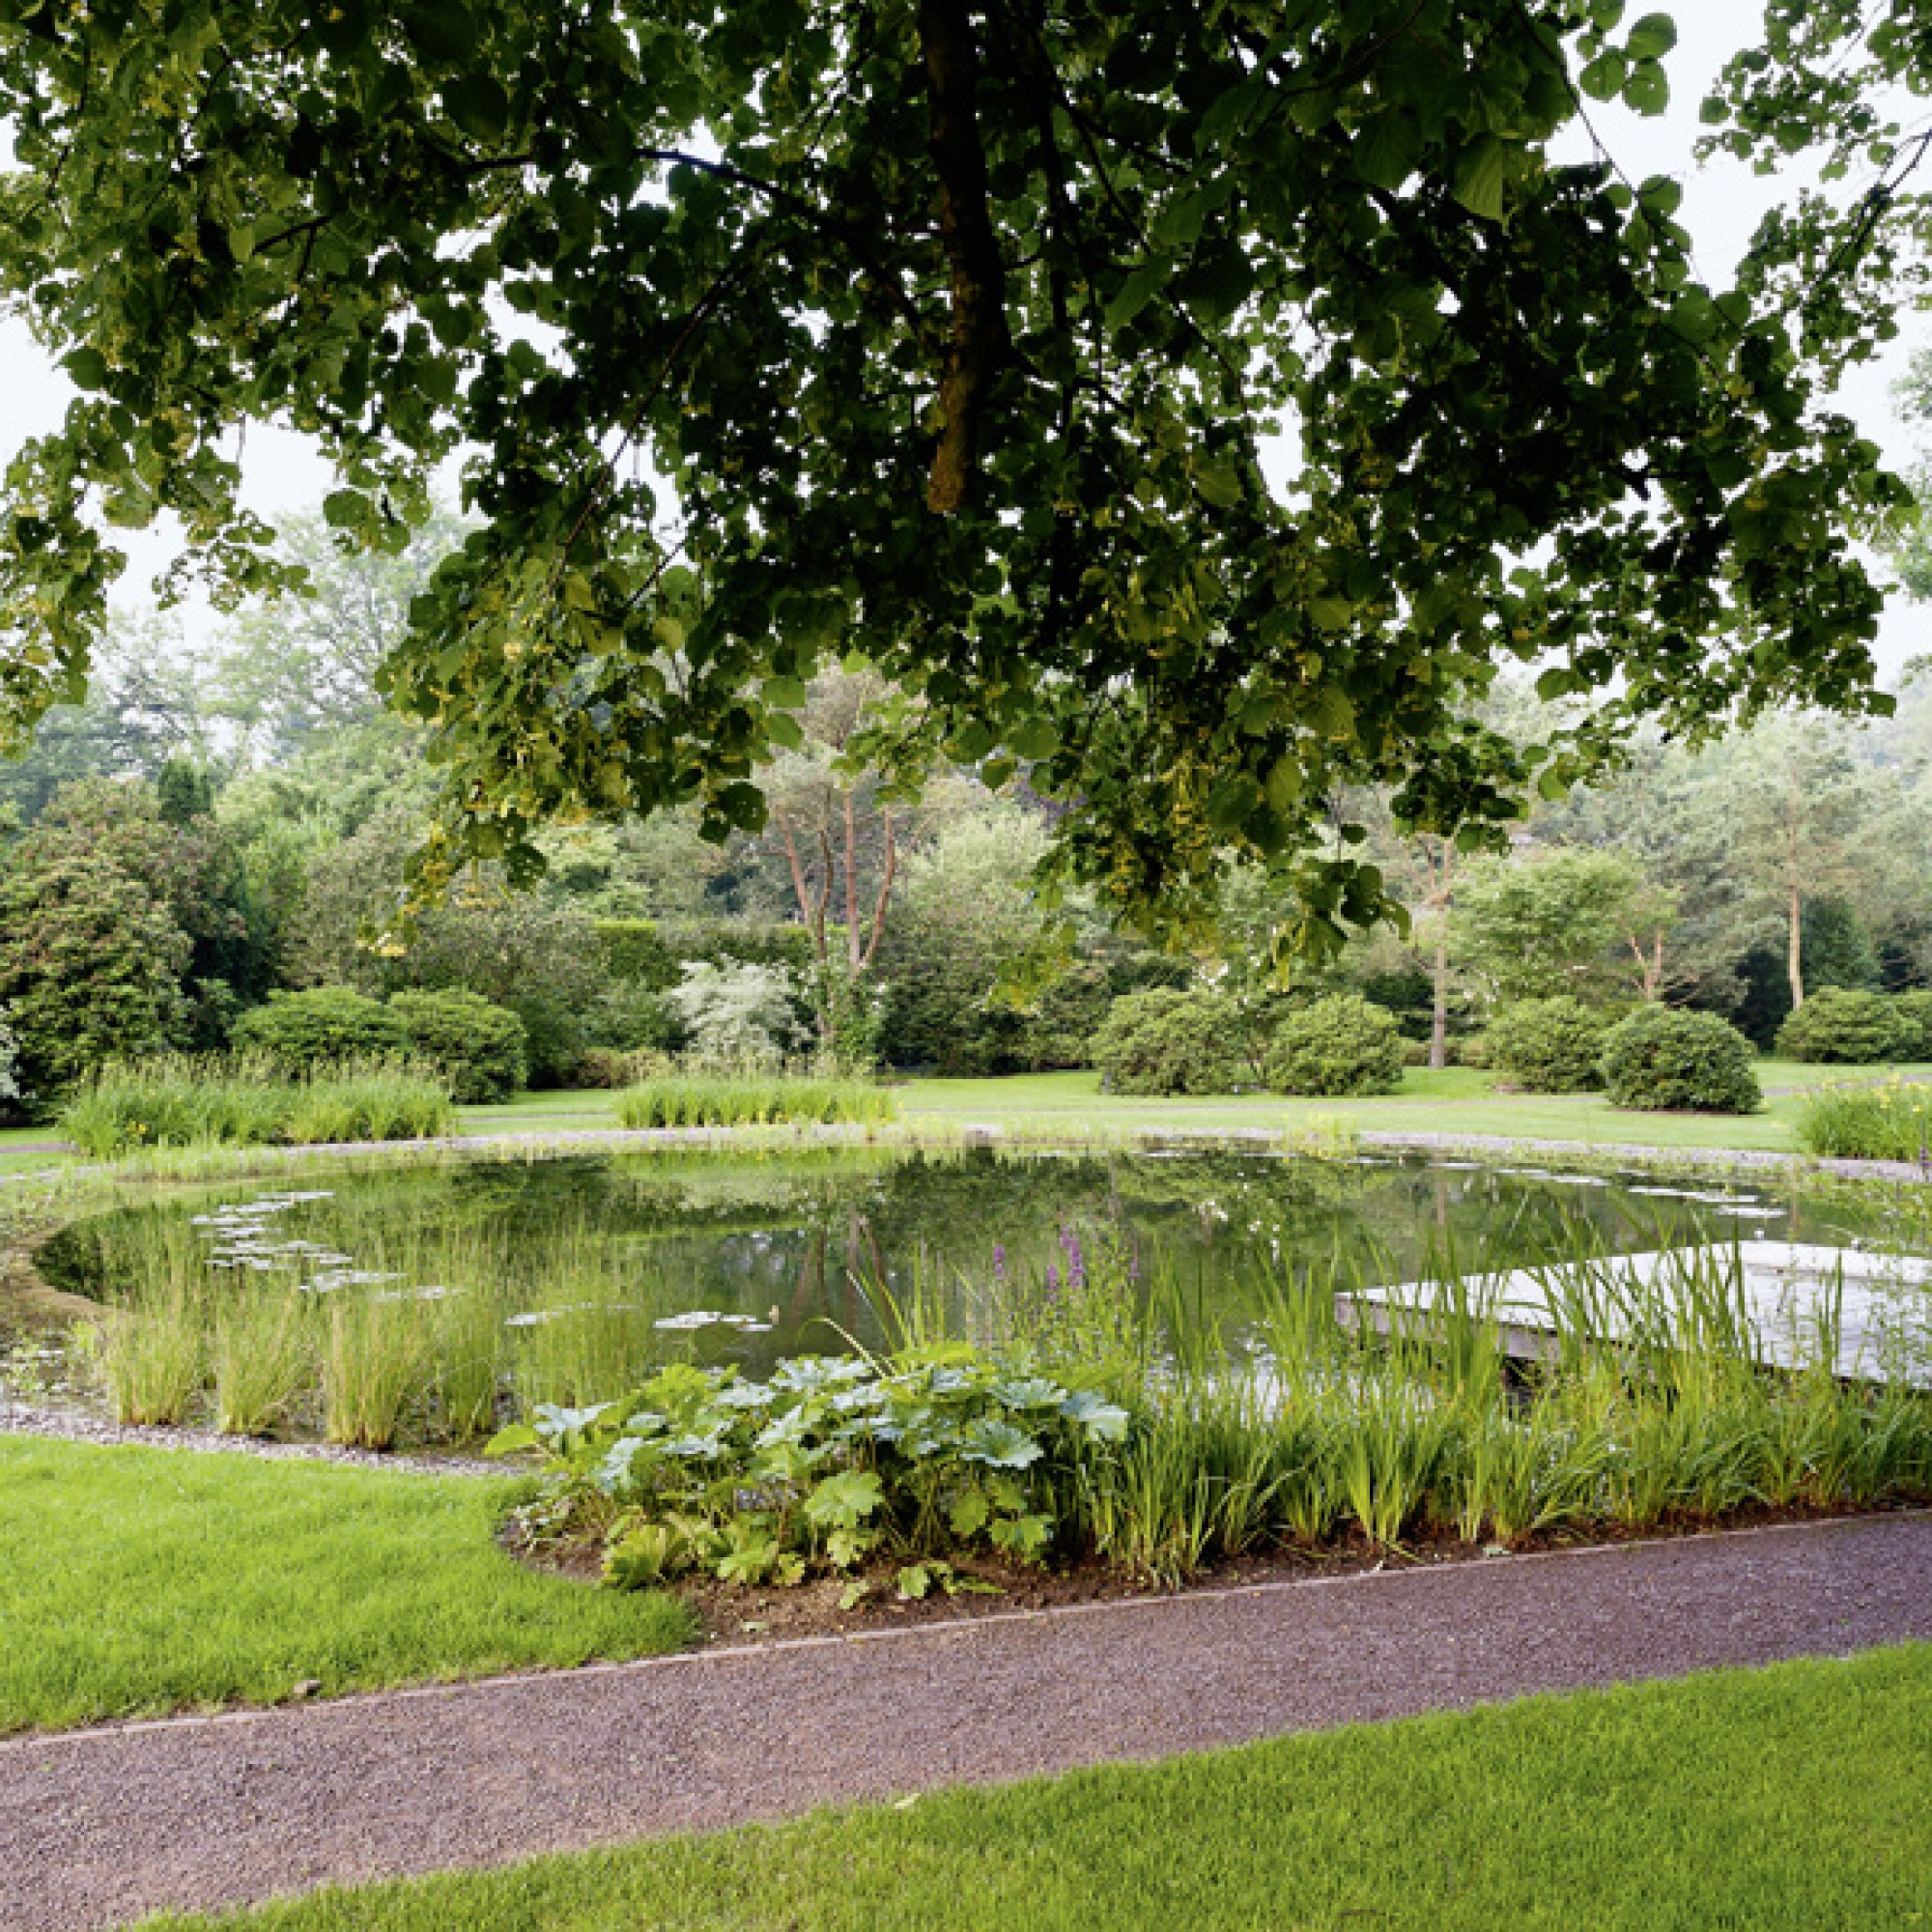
[0,2,1925,677]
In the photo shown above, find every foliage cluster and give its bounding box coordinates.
[1263,995,1406,1098]
[492,1354,1130,1591]
[1092,990,1248,1097]
[233,985,527,1104]
[1095,989,1404,1098]
[1776,989,1921,1065]
[1486,998,1614,1094]
[1599,1009,1762,1115]
[1794,1081,1932,1165]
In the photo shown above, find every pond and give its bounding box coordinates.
[19,1142,1906,1446]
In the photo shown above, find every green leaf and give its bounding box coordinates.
[1206,771,1263,833]
[482,1422,540,1459]
[1451,137,1509,222]
[1104,263,1165,332]
[1195,463,1242,509]
[64,348,109,391]
[948,1486,990,1540]
[404,0,474,64]
[1353,113,1422,193]
[442,74,510,145]
[1577,50,1627,101]
[803,1468,885,1530]
[1625,12,1677,59]
[1535,667,1580,701]
[1623,59,1671,116]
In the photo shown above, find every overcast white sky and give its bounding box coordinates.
[0,2,1925,676]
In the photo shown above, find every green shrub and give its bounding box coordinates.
[1775,988,1916,1065]
[593,919,678,989]
[496,987,587,1088]
[1093,989,1246,1095]
[232,987,407,1072]
[58,1058,457,1156]
[1795,1078,1932,1162]
[1888,989,1932,1062]
[387,990,528,1103]
[1264,995,1404,1097]
[1486,998,1613,1094]
[615,1073,897,1128]
[1600,1007,1760,1114]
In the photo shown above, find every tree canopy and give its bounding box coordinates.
[0,0,1908,952]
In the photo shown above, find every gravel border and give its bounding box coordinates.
[0,1401,498,1477]
[3,1510,1928,1932]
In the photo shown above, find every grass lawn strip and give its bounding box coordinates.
[0,1435,693,1734]
[132,1642,1932,1932]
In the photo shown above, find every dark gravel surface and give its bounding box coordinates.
[4,1513,1929,1932]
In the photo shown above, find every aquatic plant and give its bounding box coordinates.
[59,1056,458,1157]
[615,1072,898,1130]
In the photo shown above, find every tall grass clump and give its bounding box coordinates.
[93,1224,209,1425]
[1796,1078,1932,1163]
[59,1057,457,1157]
[213,1290,316,1435]
[616,1072,898,1129]
[323,1296,435,1450]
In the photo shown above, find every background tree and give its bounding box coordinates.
[1450,849,1649,1006]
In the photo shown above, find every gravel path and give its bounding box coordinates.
[4,1512,1928,1932]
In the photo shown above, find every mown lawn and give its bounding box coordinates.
[142,1642,1932,1931]
[452,1063,1932,1158]
[895,1067,1819,1151]
[0,1435,694,1734]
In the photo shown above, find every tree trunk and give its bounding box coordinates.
[919,0,1010,512]
[1787,880,1805,1010]
[1429,931,1450,1070]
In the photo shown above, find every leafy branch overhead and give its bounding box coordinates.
[0,0,1906,952]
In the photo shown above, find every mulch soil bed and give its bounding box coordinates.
[515,1494,1928,1649]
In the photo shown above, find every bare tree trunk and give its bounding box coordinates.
[1429,931,1450,1070]
[778,813,831,967]
[1787,879,1805,1010]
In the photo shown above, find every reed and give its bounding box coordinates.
[60,1056,457,1158]
[213,1289,315,1435]
[615,1073,898,1130]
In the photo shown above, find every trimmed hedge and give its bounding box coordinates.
[1894,989,1932,1062]
[1264,994,1405,1097]
[1486,997,1612,1094]
[1094,989,1246,1095]
[1776,988,1916,1065]
[232,986,407,1071]
[1601,1007,1760,1114]
[387,990,528,1103]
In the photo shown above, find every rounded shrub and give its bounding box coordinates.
[1093,989,1246,1095]
[1486,997,1612,1094]
[1774,987,1915,1065]
[386,990,528,1103]
[1264,994,1405,1097]
[1600,1007,1760,1114]
[232,986,407,1072]
[1893,989,1932,1062]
